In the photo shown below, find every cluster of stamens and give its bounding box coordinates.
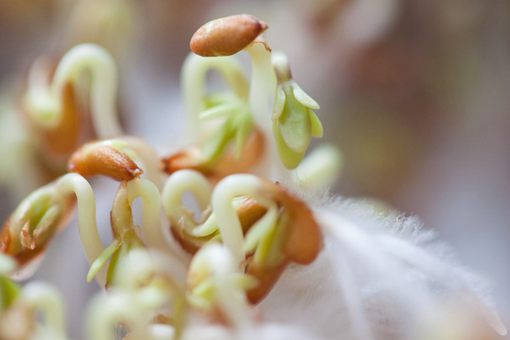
[0,14,341,339]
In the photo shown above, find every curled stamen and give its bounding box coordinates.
[181,53,248,141]
[24,57,81,158]
[24,43,122,139]
[211,174,322,302]
[173,41,264,179]
[162,170,214,253]
[0,183,75,270]
[126,178,169,253]
[162,170,267,255]
[189,15,277,176]
[68,140,143,181]
[55,173,106,284]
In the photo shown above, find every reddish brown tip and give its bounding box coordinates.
[190,14,268,56]
[68,142,143,182]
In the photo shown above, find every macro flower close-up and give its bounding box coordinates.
[0,1,509,339]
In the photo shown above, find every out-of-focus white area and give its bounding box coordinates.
[0,0,509,337]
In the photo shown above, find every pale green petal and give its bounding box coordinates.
[292,83,320,110]
[278,88,311,153]
[309,111,324,138]
[273,120,306,169]
[272,86,286,119]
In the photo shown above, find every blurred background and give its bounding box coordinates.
[0,0,509,337]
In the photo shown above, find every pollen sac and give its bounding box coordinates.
[190,14,268,57]
[0,183,75,268]
[68,140,143,181]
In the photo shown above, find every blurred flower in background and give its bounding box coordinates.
[0,0,509,338]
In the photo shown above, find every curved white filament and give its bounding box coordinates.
[52,44,122,138]
[211,174,264,267]
[25,45,122,139]
[162,170,212,222]
[55,173,105,284]
[181,54,248,142]
[126,179,166,252]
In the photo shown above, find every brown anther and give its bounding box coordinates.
[190,14,268,57]
[68,142,143,181]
